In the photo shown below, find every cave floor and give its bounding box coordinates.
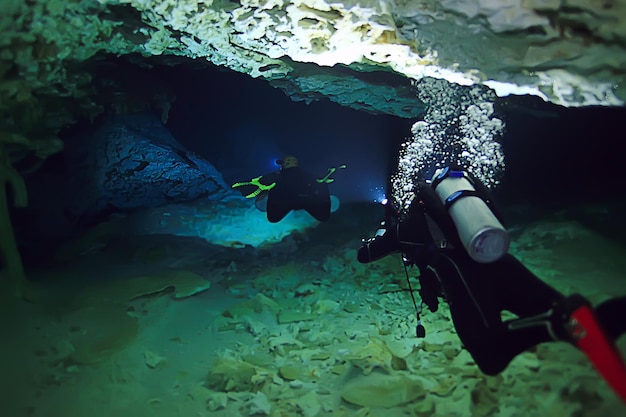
[1,201,625,417]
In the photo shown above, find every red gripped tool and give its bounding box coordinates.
[568,304,626,402]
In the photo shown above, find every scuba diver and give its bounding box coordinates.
[232,155,345,223]
[358,165,626,402]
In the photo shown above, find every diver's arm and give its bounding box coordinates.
[596,296,626,340]
[357,223,401,263]
[358,194,437,264]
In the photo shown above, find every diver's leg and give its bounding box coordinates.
[267,205,290,223]
[487,257,626,386]
[429,252,575,375]
[476,255,575,373]
[305,201,331,222]
[505,293,626,401]
[489,254,564,316]
[594,296,626,340]
[448,254,568,373]
[484,255,615,349]
[430,253,509,375]
[266,193,291,223]
[303,183,331,221]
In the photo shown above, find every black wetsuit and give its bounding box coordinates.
[428,245,626,375]
[359,180,626,375]
[266,166,330,223]
[429,250,564,374]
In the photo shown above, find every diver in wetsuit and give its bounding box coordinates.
[358,165,626,401]
[232,155,344,223]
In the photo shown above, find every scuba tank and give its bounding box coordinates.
[431,166,509,263]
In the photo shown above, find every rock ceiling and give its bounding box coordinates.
[2,0,625,160]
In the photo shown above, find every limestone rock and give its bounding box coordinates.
[247,391,272,416]
[144,350,167,369]
[3,0,625,169]
[65,306,140,364]
[206,356,259,392]
[341,372,426,408]
[278,310,317,324]
[62,112,232,217]
[74,269,212,307]
[294,391,322,417]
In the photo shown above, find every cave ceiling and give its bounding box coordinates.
[1,0,625,162]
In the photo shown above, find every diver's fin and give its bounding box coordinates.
[232,176,277,198]
[568,302,626,402]
[330,195,340,213]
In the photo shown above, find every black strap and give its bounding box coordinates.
[444,189,481,209]
[431,166,471,190]
[430,167,494,212]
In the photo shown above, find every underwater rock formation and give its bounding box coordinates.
[1,0,625,299]
[2,0,625,163]
[62,112,233,216]
[12,112,234,249]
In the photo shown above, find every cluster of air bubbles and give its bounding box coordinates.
[391,78,506,214]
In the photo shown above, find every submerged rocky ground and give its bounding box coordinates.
[1,200,625,417]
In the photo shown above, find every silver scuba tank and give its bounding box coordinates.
[431,167,509,263]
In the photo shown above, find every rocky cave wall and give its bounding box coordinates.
[2,0,625,299]
[2,0,625,164]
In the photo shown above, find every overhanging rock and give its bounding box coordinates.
[99,0,624,107]
[62,112,233,216]
[1,0,625,161]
